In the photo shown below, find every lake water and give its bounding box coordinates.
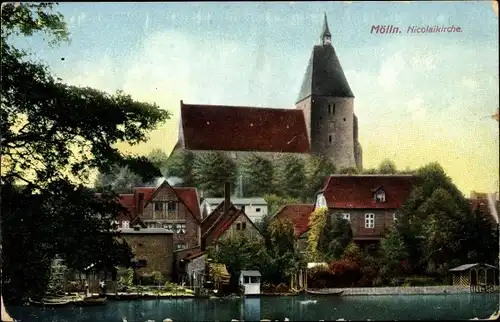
[7,293,499,322]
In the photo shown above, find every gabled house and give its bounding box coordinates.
[115,181,202,252]
[314,174,415,247]
[273,204,315,253]
[200,197,268,223]
[201,201,263,249]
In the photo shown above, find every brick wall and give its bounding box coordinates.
[120,234,174,281]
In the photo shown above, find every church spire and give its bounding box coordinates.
[321,12,331,46]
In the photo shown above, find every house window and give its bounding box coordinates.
[236,223,241,230]
[176,244,186,250]
[256,208,261,212]
[374,191,386,203]
[167,201,177,212]
[122,221,130,229]
[176,223,186,234]
[154,202,164,212]
[365,213,375,228]
[329,135,332,143]
[241,205,246,212]
[242,222,247,230]
[341,213,350,222]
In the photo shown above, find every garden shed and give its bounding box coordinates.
[239,270,261,295]
[449,263,498,293]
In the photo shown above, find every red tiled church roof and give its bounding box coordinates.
[320,175,415,209]
[179,102,310,153]
[274,204,314,237]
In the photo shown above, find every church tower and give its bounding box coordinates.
[295,13,362,170]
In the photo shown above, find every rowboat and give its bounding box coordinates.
[73,296,107,307]
[306,289,344,296]
[28,298,73,307]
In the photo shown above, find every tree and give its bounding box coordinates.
[274,154,307,199]
[95,165,151,193]
[208,235,265,288]
[260,219,302,285]
[307,208,353,262]
[380,230,409,262]
[392,162,497,276]
[163,149,196,187]
[147,148,170,174]
[192,151,237,197]
[263,194,301,217]
[378,159,397,174]
[240,154,275,197]
[304,156,336,202]
[337,167,360,175]
[1,3,166,301]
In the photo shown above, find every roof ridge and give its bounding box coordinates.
[182,103,301,112]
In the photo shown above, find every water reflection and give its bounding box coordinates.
[7,293,499,322]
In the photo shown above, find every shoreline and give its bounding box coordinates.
[311,285,498,296]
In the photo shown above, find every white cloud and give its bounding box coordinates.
[377,52,406,91]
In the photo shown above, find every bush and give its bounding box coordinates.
[389,277,403,286]
[372,277,384,287]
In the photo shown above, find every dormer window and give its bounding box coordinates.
[373,189,386,203]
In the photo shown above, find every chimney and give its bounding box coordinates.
[138,193,144,216]
[224,182,231,216]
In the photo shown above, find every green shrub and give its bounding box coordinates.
[372,277,384,287]
[389,277,403,286]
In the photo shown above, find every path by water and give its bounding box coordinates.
[6,293,499,322]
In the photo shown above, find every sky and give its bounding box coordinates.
[12,1,499,195]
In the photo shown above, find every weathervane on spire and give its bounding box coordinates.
[321,12,332,46]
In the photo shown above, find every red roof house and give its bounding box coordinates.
[317,174,415,210]
[314,174,415,242]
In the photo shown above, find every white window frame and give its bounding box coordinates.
[365,213,375,228]
[175,223,186,234]
[341,213,351,222]
[122,221,130,229]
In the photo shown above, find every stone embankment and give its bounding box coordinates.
[314,285,471,296]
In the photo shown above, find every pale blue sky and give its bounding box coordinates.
[13,1,499,195]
